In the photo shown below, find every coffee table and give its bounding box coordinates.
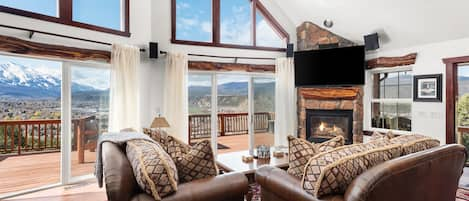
[217,150,289,177]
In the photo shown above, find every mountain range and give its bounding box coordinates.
[0,62,102,99]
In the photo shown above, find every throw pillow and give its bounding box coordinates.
[370,131,395,141]
[287,135,345,178]
[126,140,178,201]
[143,128,168,150]
[174,140,219,183]
[390,134,440,155]
[302,144,402,198]
[166,136,192,161]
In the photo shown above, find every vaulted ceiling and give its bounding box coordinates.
[272,0,469,51]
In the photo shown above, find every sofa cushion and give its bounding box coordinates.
[390,134,440,155]
[126,140,178,201]
[173,140,219,183]
[302,144,402,198]
[287,135,345,178]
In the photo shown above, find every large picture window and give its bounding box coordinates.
[371,70,413,132]
[0,0,129,36]
[172,0,289,51]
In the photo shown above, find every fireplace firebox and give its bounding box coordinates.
[306,109,354,144]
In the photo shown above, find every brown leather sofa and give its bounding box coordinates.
[101,142,248,201]
[256,144,467,201]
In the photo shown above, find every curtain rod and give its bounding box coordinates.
[159,51,277,61]
[0,24,146,52]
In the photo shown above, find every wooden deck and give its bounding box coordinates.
[0,133,273,196]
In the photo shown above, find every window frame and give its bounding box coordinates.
[0,0,130,37]
[370,67,413,133]
[171,0,289,51]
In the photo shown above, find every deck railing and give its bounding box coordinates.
[0,116,97,156]
[189,112,274,141]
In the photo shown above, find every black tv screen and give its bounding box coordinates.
[294,46,365,86]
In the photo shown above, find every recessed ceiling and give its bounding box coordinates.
[272,0,469,51]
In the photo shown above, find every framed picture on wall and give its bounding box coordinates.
[413,74,442,102]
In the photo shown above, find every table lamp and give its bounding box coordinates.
[151,116,170,132]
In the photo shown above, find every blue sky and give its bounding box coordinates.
[0,0,122,30]
[176,0,285,47]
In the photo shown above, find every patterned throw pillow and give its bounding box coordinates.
[390,134,440,155]
[287,135,345,178]
[166,136,192,161]
[126,140,178,201]
[143,128,168,150]
[370,131,395,141]
[302,144,402,198]
[174,140,218,183]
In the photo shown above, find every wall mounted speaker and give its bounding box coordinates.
[149,42,158,59]
[287,43,294,57]
[364,33,380,51]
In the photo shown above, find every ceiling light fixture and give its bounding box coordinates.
[323,19,334,28]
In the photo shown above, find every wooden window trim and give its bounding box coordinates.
[0,0,130,37]
[171,0,289,52]
[443,56,469,144]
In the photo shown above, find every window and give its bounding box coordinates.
[175,0,212,42]
[172,0,289,51]
[371,70,412,131]
[220,0,252,45]
[0,0,129,36]
[0,0,58,17]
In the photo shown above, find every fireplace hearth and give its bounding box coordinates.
[306,109,353,144]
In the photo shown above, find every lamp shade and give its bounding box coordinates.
[151,117,170,128]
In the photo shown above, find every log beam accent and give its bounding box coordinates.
[0,35,111,63]
[299,87,361,100]
[366,53,417,69]
[189,61,275,73]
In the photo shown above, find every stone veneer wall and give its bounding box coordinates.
[297,21,355,51]
[297,88,364,143]
[296,21,363,143]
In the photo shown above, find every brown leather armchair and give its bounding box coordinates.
[101,142,248,201]
[256,144,467,201]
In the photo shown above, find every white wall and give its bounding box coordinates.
[0,0,296,129]
[364,37,469,144]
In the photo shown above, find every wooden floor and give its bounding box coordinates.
[0,150,96,196]
[0,133,273,197]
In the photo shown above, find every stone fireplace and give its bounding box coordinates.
[298,87,364,144]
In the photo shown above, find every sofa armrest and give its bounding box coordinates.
[161,172,248,201]
[102,142,139,201]
[256,166,322,201]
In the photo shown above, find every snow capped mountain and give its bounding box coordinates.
[0,62,98,99]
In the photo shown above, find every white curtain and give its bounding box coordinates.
[275,57,297,147]
[163,53,189,143]
[109,44,140,132]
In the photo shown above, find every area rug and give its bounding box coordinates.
[250,185,469,201]
[457,188,469,201]
[190,143,230,149]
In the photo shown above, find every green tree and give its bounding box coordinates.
[457,94,469,163]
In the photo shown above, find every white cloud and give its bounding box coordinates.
[179,18,199,27]
[201,21,212,33]
[256,19,285,48]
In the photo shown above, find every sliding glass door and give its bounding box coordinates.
[187,72,275,155]
[70,65,110,178]
[0,54,110,197]
[0,54,63,195]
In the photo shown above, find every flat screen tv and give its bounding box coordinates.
[294,46,365,86]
